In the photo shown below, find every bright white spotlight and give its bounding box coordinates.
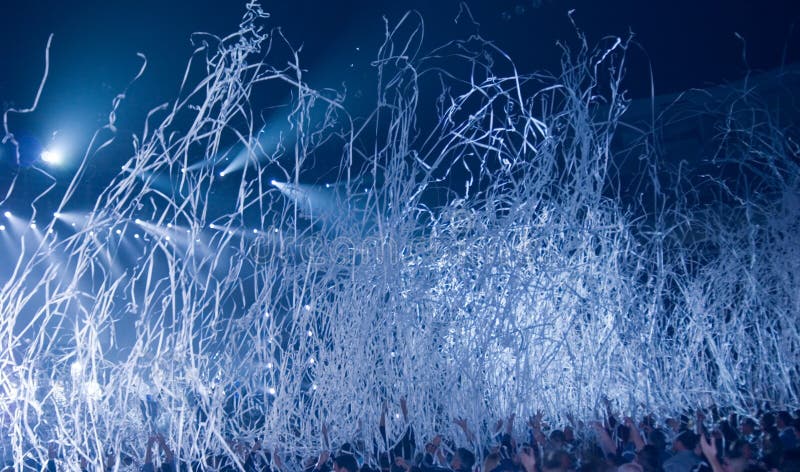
[53,212,62,219]
[0,225,5,231]
[3,211,10,218]
[40,148,64,165]
[135,218,143,225]
[30,223,37,230]
[219,171,226,177]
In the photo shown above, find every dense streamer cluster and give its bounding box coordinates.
[0,2,798,470]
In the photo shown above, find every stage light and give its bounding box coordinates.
[267,387,276,395]
[30,223,37,230]
[135,219,143,225]
[0,225,5,231]
[40,148,64,165]
[134,234,140,239]
[219,171,226,177]
[3,211,10,218]
[115,229,122,235]
[53,212,62,218]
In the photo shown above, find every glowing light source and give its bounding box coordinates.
[40,148,64,165]
[0,225,5,231]
[3,211,11,218]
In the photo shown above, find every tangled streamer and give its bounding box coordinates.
[1,2,798,470]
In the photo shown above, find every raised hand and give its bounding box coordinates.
[699,434,717,459]
[493,419,504,433]
[518,447,536,472]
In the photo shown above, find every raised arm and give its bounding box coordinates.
[699,434,724,472]
[454,417,477,446]
[624,417,646,452]
[591,422,618,459]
